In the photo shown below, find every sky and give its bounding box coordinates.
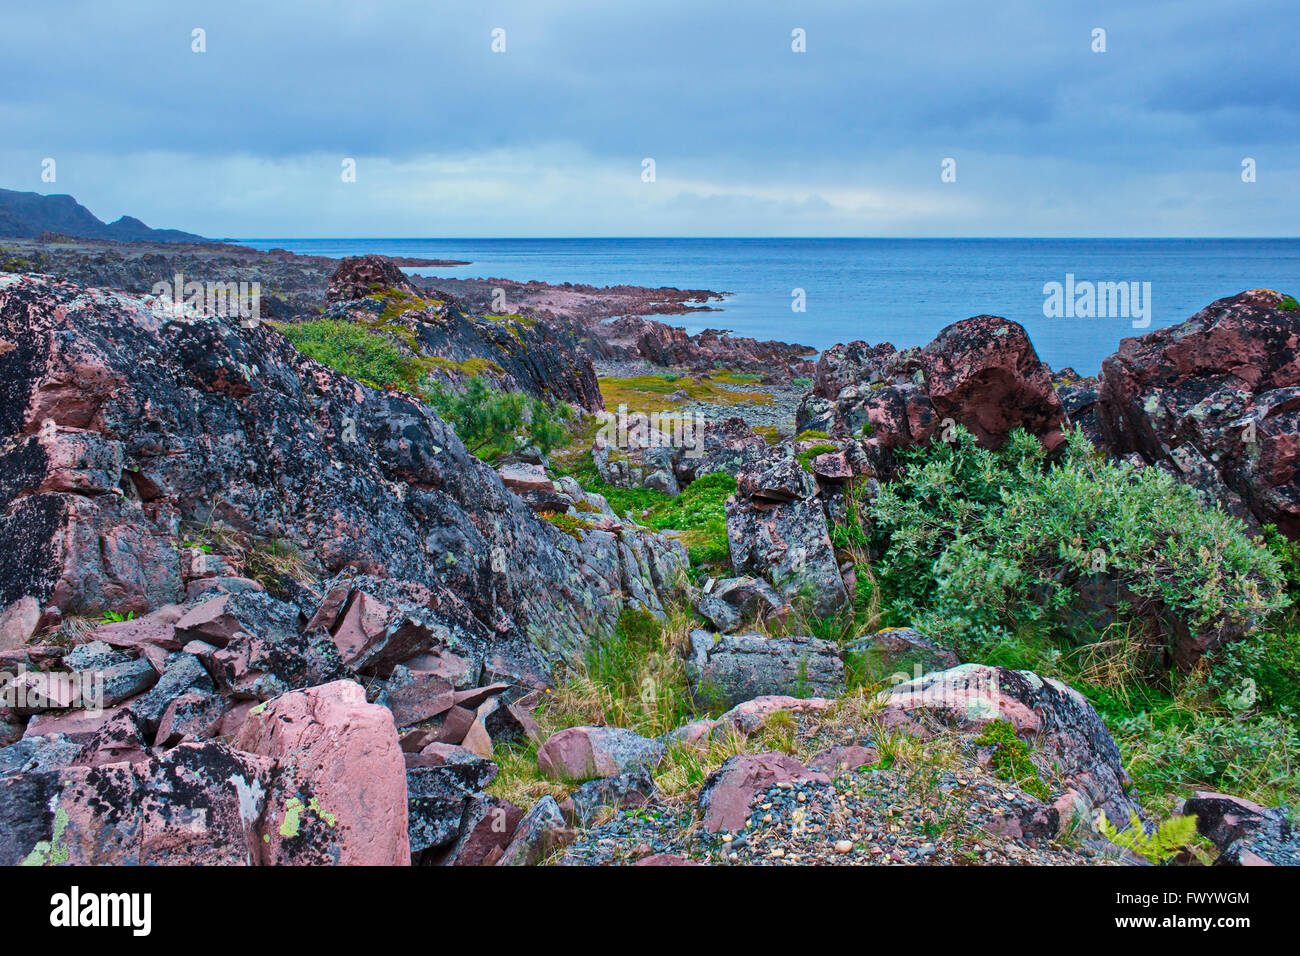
[1,0,1296,237]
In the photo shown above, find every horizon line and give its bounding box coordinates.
[225,235,1300,242]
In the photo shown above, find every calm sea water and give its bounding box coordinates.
[232,238,1300,376]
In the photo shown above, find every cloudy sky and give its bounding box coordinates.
[2,0,1296,237]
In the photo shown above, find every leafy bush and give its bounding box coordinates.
[1263,525,1300,607]
[868,427,1286,659]
[1115,708,1300,811]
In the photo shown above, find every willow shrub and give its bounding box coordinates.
[868,427,1287,659]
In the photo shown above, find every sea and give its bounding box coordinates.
[230,238,1300,376]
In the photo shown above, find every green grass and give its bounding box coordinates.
[277,319,428,393]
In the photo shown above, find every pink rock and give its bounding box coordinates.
[235,680,411,865]
[0,597,40,652]
[436,705,477,744]
[216,698,257,738]
[439,797,523,866]
[460,699,496,760]
[669,695,836,749]
[384,665,456,727]
[717,694,834,737]
[328,591,393,666]
[92,605,184,651]
[536,726,663,781]
[497,462,556,496]
[698,752,830,832]
[23,705,124,741]
[174,594,248,647]
[73,710,152,767]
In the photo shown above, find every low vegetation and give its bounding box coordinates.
[277,319,570,463]
[834,425,1299,816]
[867,427,1285,658]
[598,372,770,416]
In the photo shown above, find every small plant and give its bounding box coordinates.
[1279,295,1299,311]
[796,443,837,473]
[1097,810,1201,864]
[973,719,1053,801]
[100,610,135,624]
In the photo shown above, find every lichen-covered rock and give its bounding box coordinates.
[1180,791,1300,866]
[0,741,274,865]
[696,575,788,633]
[593,415,682,495]
[496,794,573,866]
[844,627,960,681]
[558,767,658,827]
[725,453,847,616]
[879,664,1142,827]
[405,749,498,855]
[324,255,604,410]
[1096,289,1300,536]
[0,274,685,681]
[234,679,410,865]
[805,316,1065,456]
[685,630,844,708]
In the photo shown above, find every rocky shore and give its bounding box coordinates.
[1,246,1297,868]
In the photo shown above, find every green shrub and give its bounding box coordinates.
[1263,525,1300,607]
[426,376,571,459]
[868,427,1286,660]
[1114,708,1300,812]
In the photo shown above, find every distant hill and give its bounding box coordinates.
[0,188,211,243]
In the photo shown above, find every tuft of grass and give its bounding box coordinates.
[972,719,1053,801]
